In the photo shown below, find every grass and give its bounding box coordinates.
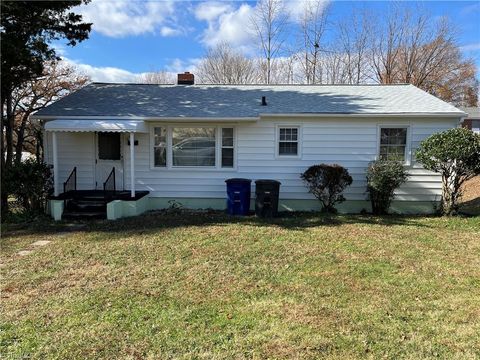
[1,211,479,359]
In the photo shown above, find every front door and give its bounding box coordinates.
[96,132,124,190]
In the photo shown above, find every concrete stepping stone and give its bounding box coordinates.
[32,240,51,247]
[18,250,33,256]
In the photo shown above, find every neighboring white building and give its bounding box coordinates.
[33,73,466,219]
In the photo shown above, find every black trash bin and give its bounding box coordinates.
[255,180,281,218]
[225,178,252,215]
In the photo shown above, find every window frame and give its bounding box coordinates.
[220,127,235,168]
[377,124,411,165]
[150,124,237,171]
[171,126,217,168]
[275,124,302,159]
[152,126,167,167]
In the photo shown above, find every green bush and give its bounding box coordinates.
[2,159,53,217]
[415,128,480,215]
[366,160,408,215]
[301,164,353,213]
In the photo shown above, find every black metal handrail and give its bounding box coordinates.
[103,167,116,198]
[63,167,77,194]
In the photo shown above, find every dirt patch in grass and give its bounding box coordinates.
[1,212,479,359]
[461,176,480,215]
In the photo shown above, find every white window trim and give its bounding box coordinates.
[376,124,411,165]
[220,127,236,169]
[152,126,167,168]
[149,124,237,171]
[275,124,302,159]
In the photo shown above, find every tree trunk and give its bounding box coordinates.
[15,113,29,165]
[1,91,14,216]
[441,174,457,215]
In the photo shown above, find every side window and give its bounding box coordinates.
[153,127,167,167]
[379,127,407,161]
[278,127,299,156]
[221,128,234,168]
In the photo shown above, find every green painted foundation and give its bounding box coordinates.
[147,197,438,215]
[49,196,439,221]
[49,200,64,221]
[107,196,149,220]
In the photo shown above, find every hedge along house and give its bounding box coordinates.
[32,72,466,220]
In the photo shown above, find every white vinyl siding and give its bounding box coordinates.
[121,117,457,203]
[45,131,95,190]
[44,116,458,206]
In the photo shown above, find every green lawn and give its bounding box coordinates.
[1,212,479,359]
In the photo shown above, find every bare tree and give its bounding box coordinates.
[297,0,330,84]
[322,51,348,84]
[197,42,258,84]
[369,5,406,84]
[362,4,477,105]
[261,55,298,84]
[12,62,89,163]
[337,9,370,84]
[250,0,288,84]
[139,71,175,84]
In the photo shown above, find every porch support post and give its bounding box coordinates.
[52,131,60,197]
[130,132,135,198]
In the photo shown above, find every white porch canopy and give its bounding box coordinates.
[44,119,148,133]
[47,119,144,198]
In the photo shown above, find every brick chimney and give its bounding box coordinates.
[177,72,194,85]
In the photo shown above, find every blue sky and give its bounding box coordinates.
[56,0,480,82]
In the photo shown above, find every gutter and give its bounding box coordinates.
[32,112,466,122]
[259,112,467,118]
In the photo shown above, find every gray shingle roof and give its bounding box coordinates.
[34,83,465,118]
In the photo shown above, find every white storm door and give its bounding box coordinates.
[95,132,124,190]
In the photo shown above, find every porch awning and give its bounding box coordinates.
[44,119,148,133]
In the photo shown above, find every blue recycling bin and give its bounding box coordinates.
[225,178,252,215]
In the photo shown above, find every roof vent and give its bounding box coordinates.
[177,72,194,85]
[261,96,267,106]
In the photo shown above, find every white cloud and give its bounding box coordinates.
[461,42,480,52]
[285,0,330,23]
[195,1,234,22]
[62,58,142,82]
[77,0,181,38]
[164,58,201,74]
[195,2,256,52]
[61,57,201,83]
[160,26,182,37]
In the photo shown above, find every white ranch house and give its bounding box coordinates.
[33,73,466,220]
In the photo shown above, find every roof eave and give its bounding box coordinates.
[260,112,466,118]
[32,115,260,122]
[32,112,466,121]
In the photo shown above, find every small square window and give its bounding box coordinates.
[278,127,299,156]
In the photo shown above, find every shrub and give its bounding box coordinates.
[2,159,53,217]
[301,164,353,213]
[415,128,480,215]
[366,160,408,215]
